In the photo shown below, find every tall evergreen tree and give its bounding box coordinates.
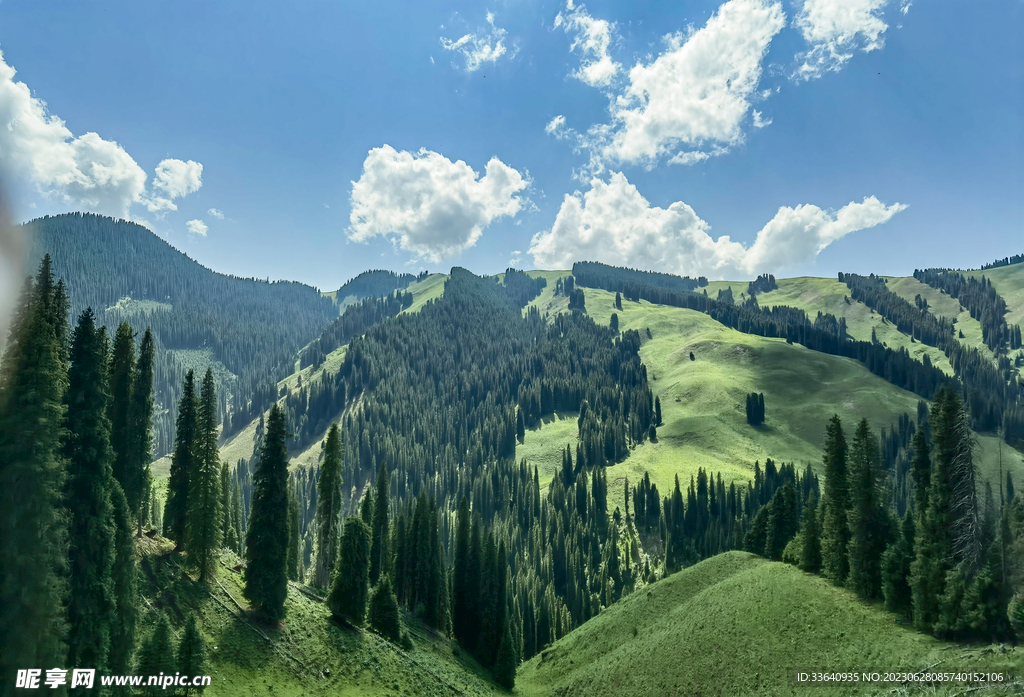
[164,370,198,548]
[765,482,799,561]
[847,418,886,598]
[64,310,117,678]
[452,497,472,644]
[494,616,517,689]
[177,614,207,695]
[108,481,139,677]
[799,490,822,573]
[107,322,136,518]
[821,415,850,586]
[220,463,234,551]
[0,262,70,688]
[287,479,301,581]
[615,291,622,310]
[368,573,403,643]
[185,369,222,582]
[881,511,915,619]
[370,462,391,585]
[327,516,371,625]
[654,396,663,427]
[127,327,156,534]
[244,403,290,623]
[312,423,344,590]
[135,614,175,677]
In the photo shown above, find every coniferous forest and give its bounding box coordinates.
[2,220,1024,696]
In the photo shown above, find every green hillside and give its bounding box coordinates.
[968,262,1024,328]
[516,552,1021,697]
[134,539,501,697]
[520,285,1024,497]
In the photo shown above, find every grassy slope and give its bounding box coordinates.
[516,551,1021,697]
[517,284,1024,498]
[135,541,499,697]
[967,263,1024,328]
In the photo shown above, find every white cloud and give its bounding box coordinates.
[575,0,784,173]
[207,207,224,219]
[545,115,569,139]
[186,219,208,237]
[441,12,508,72]
[348,145,529,263]
[752,110,772,128]
[509,250,523,267]
[794,0,890,80]
[153,159,202,198]
[555,3,621,88]
[527,172,906,278]
[0,50,203,218]
[899,0,911,14]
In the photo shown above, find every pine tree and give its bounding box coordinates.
[516,408,526,443]
[177,614,206,695]
[615,291,622,310]
[370,462,391,585]
[244,403,291,622]
[287,479,301,581]
[127,327,156,534]
[230,478,244,553]
[327,516,371,625]
[107,322,136,521]
[312,423,344,590]
[0,261,70,681]
[108,481,139,677]
[847,418,886,598]
[799,491,822,573]
[610,313,619,333]
[185,369,222,582]
[368,573,403,643]
[220,463,234,551]
[494,616,517,689]
[164,371,198,548]
[136,614,175,677]
[452,497,472,644]
[821,415,850,586]
[64,309,117,676]
[655,396,663,427]
[765,483,799,561]
[881,511,915,619]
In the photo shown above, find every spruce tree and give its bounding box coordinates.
[370,462,391,585]
[107,322,136,520]
[244,403,290,623]
[127,327,155,534]
[610,313,619,333]
[799,491,822,573]
[164,371,198,548]
[765,483,799,561]
[185,369,222,582]
[368,573,403,643]
[136,614,175,677]
[821,415,850,586]
[452,497,472,643]
[220,463,234,551]
[177,614,206,695]
[108,481,139,677]
[312,423,344,590]
[64,309,117,677]
[494,617,517,689]
[327,516,371,625]
[655,396,663,427]
[0,263,70,682]
[881,511,915,619]
[847,418,886,599]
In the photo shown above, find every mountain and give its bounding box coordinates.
[24,213,339,455]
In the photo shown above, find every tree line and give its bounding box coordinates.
[913,269,1020,353]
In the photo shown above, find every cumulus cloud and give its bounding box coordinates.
[793,0,890,80]
[207,207,224,219]
[752,110,772,128]
[509,250,523,267]
[554,2,621,88]
[348,145,529,263]
[527,172,906,278]
[0,50,202,218]
[441,12,509,72]
[545,115,569,138]
[186,219,208,237]
[899,0,912,14]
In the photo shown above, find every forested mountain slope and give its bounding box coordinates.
[24,213,339,456]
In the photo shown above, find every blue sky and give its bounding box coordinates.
[0,0,1021,290]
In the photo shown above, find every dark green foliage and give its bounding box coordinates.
[27,213,338,456]
[244,403,290,622]
[164,370,197,548]
[847,419,888,599]
[747,274,777,296]
[135,614,175,677]
[614,292,622,310]
[881,512,915,619]
[332,269,421,305]
[127,327,156,531]
[328,517,371,625]
[108,481,139,676]
[220,463,235,552]
[299,290,412,370]
[176,614,206,694]
[368,573,403,643]
[610,313,618,333]
[501,268,547,309]
[516,407,526,443]
[821,415,850,586]
[1007,472,1015,502]
[0,257,70,679]
[370,462,391,585]
[108,322,136,520]
[764,483,799,561]
[913,268,1010,352]
[64,309,117,674]
[745,393,765,426]
[312,423,344,590]
[799,491,821,573]
[654,396,662,427]
[185,370,222,582]
[494,618,517,689]
[568,287,586,311]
